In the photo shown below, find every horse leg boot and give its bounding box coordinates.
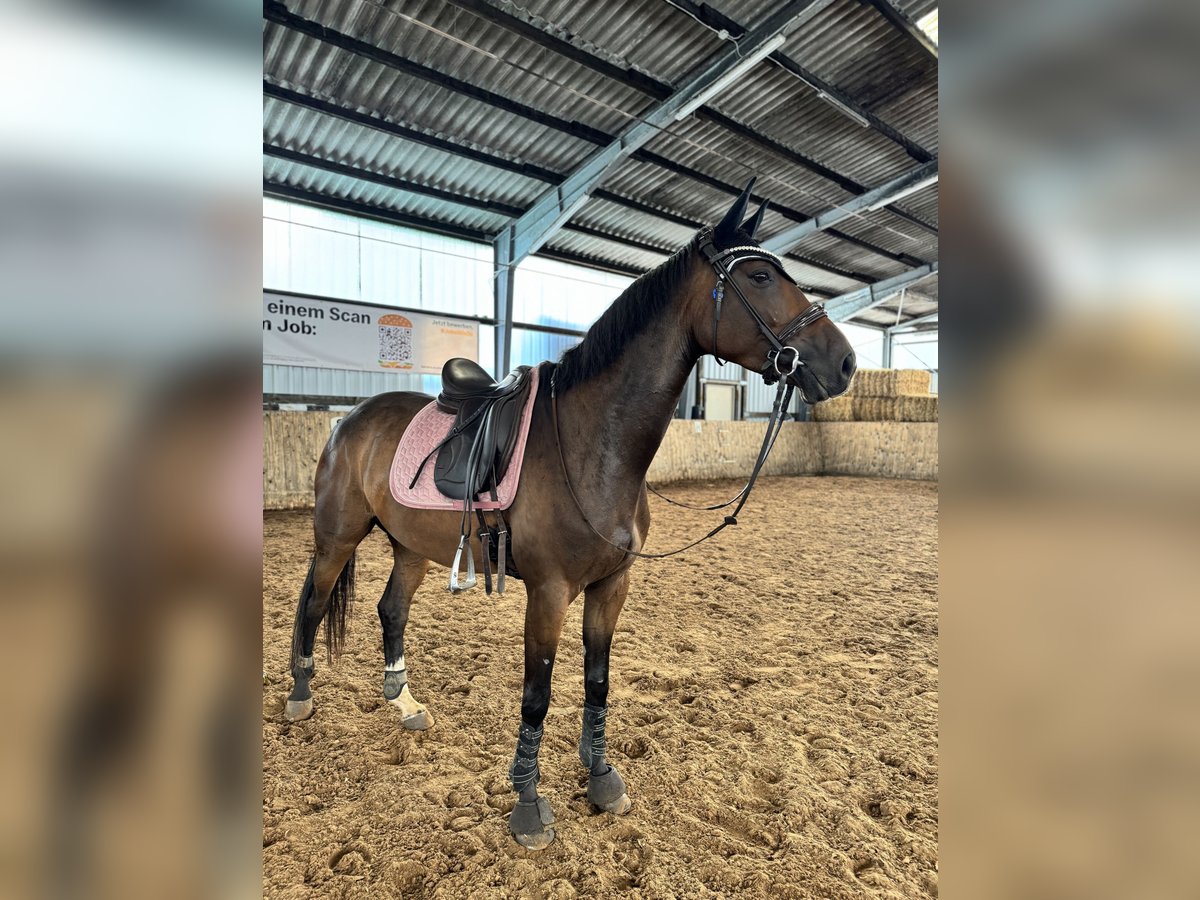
[508,582,571,850]
[378,541,433,730]
[580,573,633,814]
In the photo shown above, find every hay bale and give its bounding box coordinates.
[811,396,853,421]
[898,396,939,422]
[851,397,899,421]
[847,368,932,397]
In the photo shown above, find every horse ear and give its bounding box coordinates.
[743,200,768,239]
[715,177,756,244]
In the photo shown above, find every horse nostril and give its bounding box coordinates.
[841,349,857,379]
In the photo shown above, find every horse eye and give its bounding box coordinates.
[751,271,771,284]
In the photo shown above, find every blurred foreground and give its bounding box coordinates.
[0,4,262,899]
[944,1,1200,898]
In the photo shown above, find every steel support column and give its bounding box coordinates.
[494,238,515,378]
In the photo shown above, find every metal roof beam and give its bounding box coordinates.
[266,84,702,229]
[766,53,933,163]
[888,310,939,332]
[784,254,874,285]
[824,227,926,267]
[825,262,938,321]
[858,0,938,61]
[761,160,938,255]
[665,0,934,162]
[263,2,610,146]
[443,0,672,100]
[265,2,882,213]
[534,249,644,278]
[887,205,939,235]
[263,144,526,216]
[497,0,825,263]
[263,181,494,242]
[265,6,937,268]
[699,108,862,193]
[262,90,921,283]
[264,145,684,259]
[265,83,925,262]
[263,82,562,183]
[446,0,892,189]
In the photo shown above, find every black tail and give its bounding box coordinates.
[290,552,357,669]
[325,551,356,661]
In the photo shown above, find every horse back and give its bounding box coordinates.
[317,391,431,503]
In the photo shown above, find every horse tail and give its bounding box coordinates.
[289,550,357,668]
[324,551,357,661]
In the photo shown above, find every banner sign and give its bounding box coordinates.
[263,292,478,374]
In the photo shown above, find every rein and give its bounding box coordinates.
[549,229,822,560]
[551,369,793,560]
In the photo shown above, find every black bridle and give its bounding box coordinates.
[550,230,831,559]
[697,227,828,390]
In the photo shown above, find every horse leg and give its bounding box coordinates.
[378,538,433,730]
[508,580,572,850]
[580,571,633,814]
[285,522,369,722]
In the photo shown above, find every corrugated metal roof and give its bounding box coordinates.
[263,0,937,327]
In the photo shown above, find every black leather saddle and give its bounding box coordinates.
[427,359,533,501]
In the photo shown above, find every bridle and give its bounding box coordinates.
[549,229,830,560]
[697,227,828,391]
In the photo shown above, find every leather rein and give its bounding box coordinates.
[550,230,827,560]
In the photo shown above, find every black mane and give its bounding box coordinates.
[554,235,700,392]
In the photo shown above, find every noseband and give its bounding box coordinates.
[698,228,828,385]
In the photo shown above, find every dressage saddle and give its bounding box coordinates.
[430,359,533,501]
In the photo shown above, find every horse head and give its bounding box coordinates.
[694,179,857,402]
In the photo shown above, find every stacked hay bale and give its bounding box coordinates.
[812,368,938,422]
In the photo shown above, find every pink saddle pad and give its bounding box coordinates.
[390,366,539,511]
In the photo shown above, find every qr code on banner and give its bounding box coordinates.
[378,320,414,368]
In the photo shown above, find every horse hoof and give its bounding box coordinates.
[587,765,631,814]
[598,793,632,815]
[401,708,434,731]
[284,698,313,722]
[510,797,556,850]
[512,826,556,850]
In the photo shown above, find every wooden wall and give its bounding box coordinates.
[263,413,938,510]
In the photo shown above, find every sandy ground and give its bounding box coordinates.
[262,475,938,899]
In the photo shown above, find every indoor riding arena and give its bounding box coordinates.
[262,1,938,897]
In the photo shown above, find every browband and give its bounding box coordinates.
[701,243,797,285]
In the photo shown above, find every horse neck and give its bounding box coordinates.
[558,303,700,496]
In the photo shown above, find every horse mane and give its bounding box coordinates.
[554,234,700,392]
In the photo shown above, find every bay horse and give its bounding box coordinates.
[284,181,856,849]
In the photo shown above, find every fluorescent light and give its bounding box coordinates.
[866,174,939,211]
[816,90,870,128]
[673,33,788,122]
[917,10,939,46]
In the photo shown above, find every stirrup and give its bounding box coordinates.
[448,534,476,593]
[496,520,508,594]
